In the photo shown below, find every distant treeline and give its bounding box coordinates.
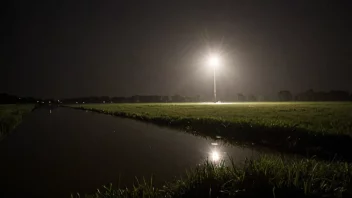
[0,93,38,104]
[1,90,351,104]
[0,93,201,104]
[229,90,352,102]
[278,90,352,101]
[60,95,201,103]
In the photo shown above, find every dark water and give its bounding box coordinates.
[0,107,258,198]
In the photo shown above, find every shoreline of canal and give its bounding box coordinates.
[65,105,352,163]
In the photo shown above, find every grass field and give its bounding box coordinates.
[70,102,352,135]
[74,155,352,198]
[68,102,352,160]
[0,104,35,140]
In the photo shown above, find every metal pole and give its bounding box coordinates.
[214,68,216,102]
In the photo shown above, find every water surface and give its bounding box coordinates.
[0,107,258,197]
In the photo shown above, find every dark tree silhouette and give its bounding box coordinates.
[295,90,350,101]
[278,90,292,101]
[237,93,245,101]
[247,95,257,101]
[0,93,39,104]
[171,94,185,102]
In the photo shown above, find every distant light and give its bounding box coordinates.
[103,101,105,103]
[76,102,78,104]
[37,101,39,103]
[83,102,85,104]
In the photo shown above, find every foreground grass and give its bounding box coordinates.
[0,104,34,140]
[74,156,352,198]
[68,102,352,161]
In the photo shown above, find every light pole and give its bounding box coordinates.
[208,55,220,102]
[213,66,216,102]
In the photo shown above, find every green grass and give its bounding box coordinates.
[69,102,352,135]
[68,102,352,161]
[0,104,35,140]
[73,155,352,198]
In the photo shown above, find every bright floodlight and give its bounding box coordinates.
[208,55,220,68]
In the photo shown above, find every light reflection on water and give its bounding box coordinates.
[210,149,221,162]
[208,141,226,163]
[0,107,259,197]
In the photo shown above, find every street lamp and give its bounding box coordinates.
[208,55,220,102]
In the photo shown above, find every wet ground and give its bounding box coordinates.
[0,107,258,198]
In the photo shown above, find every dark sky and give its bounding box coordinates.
[1,0,351,99]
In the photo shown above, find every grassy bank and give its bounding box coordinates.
[0,104,35,140]
[67,102,352,161]
[74,156,352,198]
[68,102,352,135]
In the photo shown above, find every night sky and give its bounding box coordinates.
[1,0,351,99]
